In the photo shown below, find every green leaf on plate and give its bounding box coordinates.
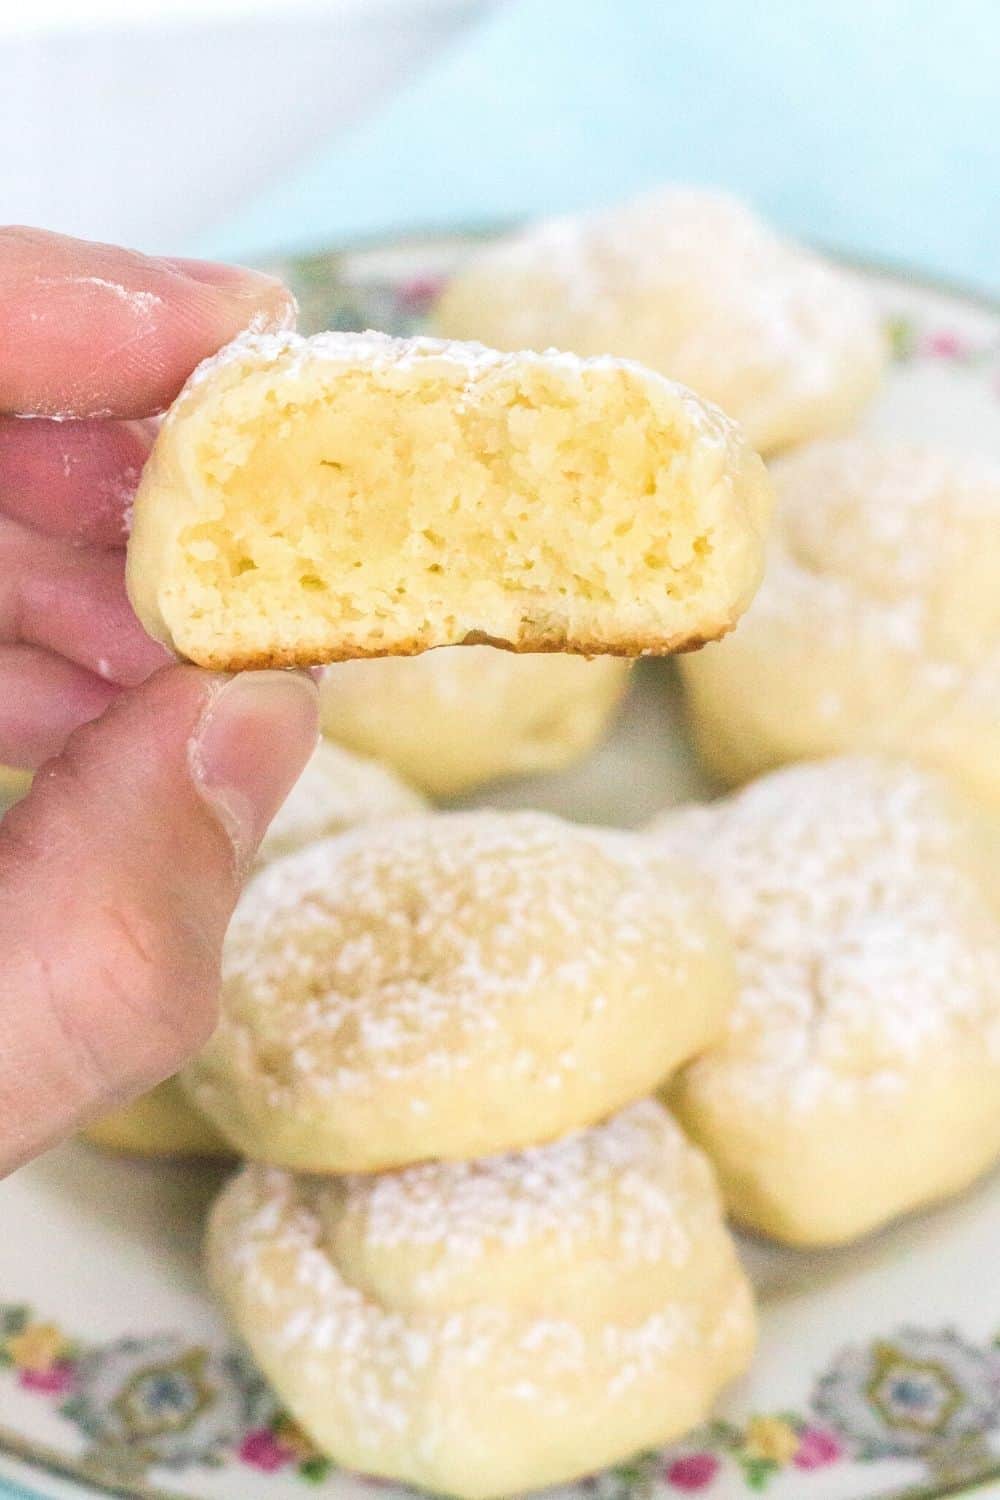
[299,1455,334,1482]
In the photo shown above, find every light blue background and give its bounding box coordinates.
[208,0,1000,295]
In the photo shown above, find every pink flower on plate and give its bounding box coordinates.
[396,275,446,313]
[921,330,968,359]
[238,1427,296,1473]
[18,1360,76,1395]
[664,1452,720,1490]
[793,1426,843,1469]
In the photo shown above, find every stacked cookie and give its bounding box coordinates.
[678,437,1000,809]
[651,756,1000,1247]
[209,1104,751,1499]
[195,811,755,1497]
[84,761,759,1494]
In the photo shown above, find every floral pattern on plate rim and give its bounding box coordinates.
[6,1302,1000,1495]
[264,241,1000,399]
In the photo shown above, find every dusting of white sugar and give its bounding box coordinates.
[208,1099,751,1447]
[32,275,162,318]
[210,811,707,1107]
[440,186,884,415]
[652,757,1000,1113]
[172,323,736,460]
[750,439,1000,685]
[340,1100,698,1271]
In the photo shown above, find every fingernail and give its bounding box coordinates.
[190,671,318,873]
[159,256,298,333]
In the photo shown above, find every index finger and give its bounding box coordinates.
[0,228,295,420]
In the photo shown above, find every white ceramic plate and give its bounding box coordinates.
[1,234,999,1500]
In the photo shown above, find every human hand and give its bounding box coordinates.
[0,228,320,1175]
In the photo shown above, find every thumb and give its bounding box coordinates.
[0,664,318,1174]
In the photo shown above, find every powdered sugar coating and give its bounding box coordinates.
[340,1100,703,1269]
[211,1148,736,1384]
[434,187,887,455]
[762,440,1000,669]
[178,324,736,457]
[184,811,734,1170]
[225,813,705,1087]
[652,757,1000,1113]
[678,438,1000,805]
[205,1102,755,1493]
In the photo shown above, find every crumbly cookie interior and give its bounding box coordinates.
[167,356,761,664]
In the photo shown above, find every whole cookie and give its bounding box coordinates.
[680,439,1000,810]
[183,811,734,1170]
[319,647,629,796]
[126,329,771,668]
[207,1101,755,1498]
[652,758,1000,1245]
[434,187,886,455]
